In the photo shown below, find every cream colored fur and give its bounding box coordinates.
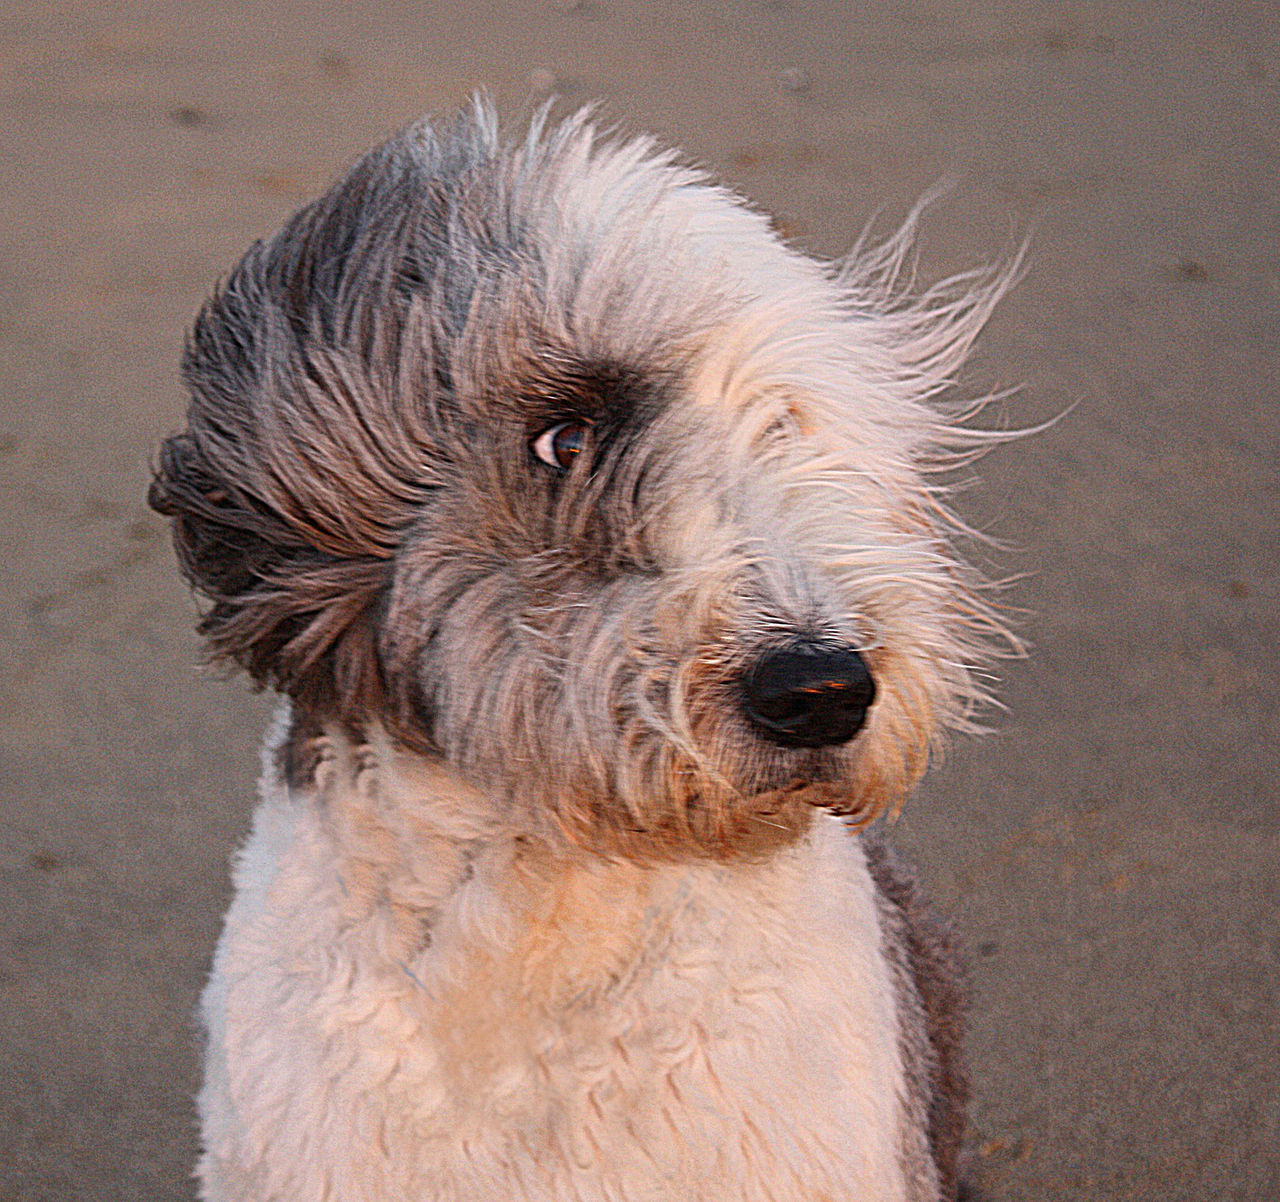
[199,707,919,1201]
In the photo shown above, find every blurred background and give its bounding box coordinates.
[1,1,1277,1198]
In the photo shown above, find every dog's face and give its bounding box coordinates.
[151,103,1012,858]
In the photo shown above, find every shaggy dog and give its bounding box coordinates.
[150,100,1016,1201]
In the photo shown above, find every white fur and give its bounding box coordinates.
[199,706,912,1201]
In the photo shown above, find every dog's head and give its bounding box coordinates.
[151,101,1016,858]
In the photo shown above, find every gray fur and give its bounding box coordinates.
[866,832,972,1201]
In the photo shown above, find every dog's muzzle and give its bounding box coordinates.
[741,641,876,749]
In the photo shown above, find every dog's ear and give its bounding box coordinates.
[149,420,393,721]
[148,232,409,724]
[150,135,460,731]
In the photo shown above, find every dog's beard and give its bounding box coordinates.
[416,649,932,862]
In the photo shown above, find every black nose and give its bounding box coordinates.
[741,641,876,749]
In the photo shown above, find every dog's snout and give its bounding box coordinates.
[742,641,876,749]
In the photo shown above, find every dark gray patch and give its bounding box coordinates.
[169,105,207,128]
[864,831,971,1202]
[520,358,665,463]
[276,707,328,792]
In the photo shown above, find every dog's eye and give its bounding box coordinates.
[531,421,591,472]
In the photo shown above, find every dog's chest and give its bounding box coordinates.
[202,798,911,1201]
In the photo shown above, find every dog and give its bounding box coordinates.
[150,99,1016,1201]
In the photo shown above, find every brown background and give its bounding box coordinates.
[2,1,1277,1198]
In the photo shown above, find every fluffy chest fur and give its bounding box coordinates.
[197,713,919,1202]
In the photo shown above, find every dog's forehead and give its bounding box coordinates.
[345,112,821,366]
[443,139,845,430]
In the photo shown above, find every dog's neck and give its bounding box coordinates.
[271,705,823,986]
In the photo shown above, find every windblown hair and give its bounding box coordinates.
[151,99,1015,857]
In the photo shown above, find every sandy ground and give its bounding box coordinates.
[1,1,1277,1198]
